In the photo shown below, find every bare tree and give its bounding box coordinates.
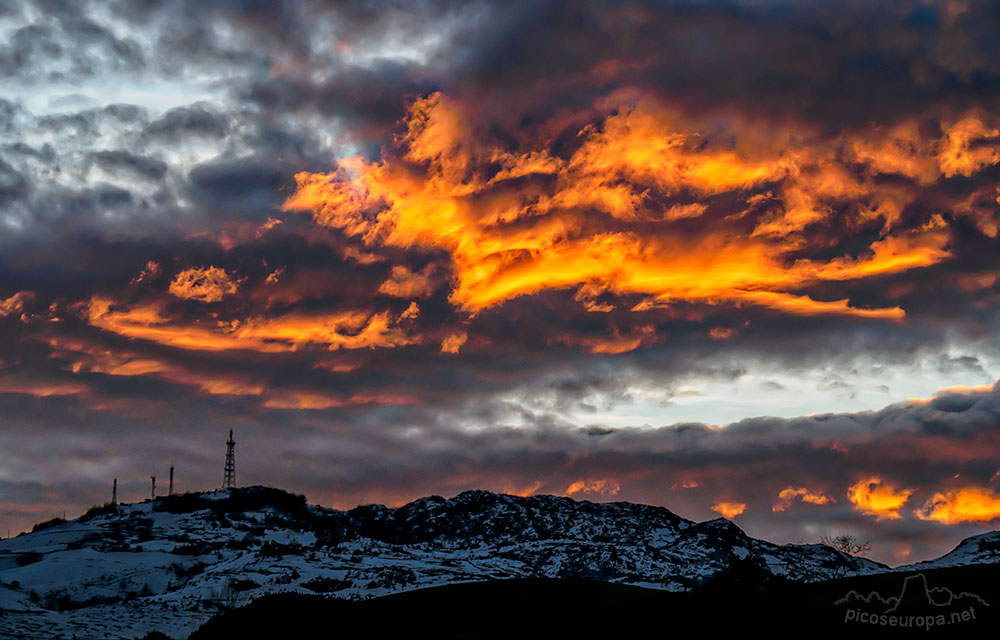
[820,534,871,557]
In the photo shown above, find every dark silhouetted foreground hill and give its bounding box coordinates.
[190,564,1000,639]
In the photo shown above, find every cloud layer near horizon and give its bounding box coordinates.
[2,0,1000,565]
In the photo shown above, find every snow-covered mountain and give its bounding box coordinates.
[0,486,887,639]
[898,530,1000,570]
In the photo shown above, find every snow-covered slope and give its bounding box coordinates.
[898,530,1000,570]
[0,486,884,639]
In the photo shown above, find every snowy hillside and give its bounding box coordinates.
[899,530,1000,570]
[0,486,885,639]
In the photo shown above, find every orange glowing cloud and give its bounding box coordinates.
[937,116,1000,178]
[87,297,417,353]
[853,112,1000,183]
[45,336,266,397]
[168,266,240,303]
[503,481,543,498]
[377,265,436,298]
[915,487,1000,524]
[563,478,620,497]
[772,486,834,512]
[711,502,746,519]
[168,267,238,302]
[440,331,468,354]
[0,291,32,318]
[45,335,421,407]
[583,325,657,354]
[285,93,956,323]
[847,476,915,520]
[400,301,420,320]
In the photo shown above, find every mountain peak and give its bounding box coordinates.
[0,487,893,640]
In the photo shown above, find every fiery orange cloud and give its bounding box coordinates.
[772,486,834,512]
[0,291,32,318]
[400,301,420,320]
[563,478,620,497]
[711,502,746,519]
[87,297,417,353]
[284,92,961,322]
[847,477,915,520]
[503,481,543,498]
[440,331,468,354]
[915,487,1000,524]
[168,266,239,303]
[377,265,436,298]
[264,267,285,285]
[937,116,1000,178]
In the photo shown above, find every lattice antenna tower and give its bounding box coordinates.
[222,429,236,490]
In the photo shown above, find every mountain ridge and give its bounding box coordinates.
[0,485,992,639]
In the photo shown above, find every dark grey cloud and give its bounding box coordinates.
[141,104,230,142]
[90,150,168,180]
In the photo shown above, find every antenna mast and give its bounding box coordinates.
[222,429,236,490]
[150,475,156,501]
[169,465,174,496]
[112,478,117,506]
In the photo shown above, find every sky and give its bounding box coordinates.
[1,0,1000,566]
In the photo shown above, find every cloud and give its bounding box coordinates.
[284,92,962,319]
[564,478,620,497]
[915,487,1000,524]
[847,477,916,521]
[0,379,86,397]
[440,331,467,354]
[503,481,543,498]
[772,487,834,512]
[140,104,230,142]
[711,502,746,519]
[86,297,418,353]
[0,291,33,317]
[131,261,163,285]
[90,150,167,181]
[377,265,436,298]
[168,267,239,303]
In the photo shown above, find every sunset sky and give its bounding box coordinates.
[2,0,1000,565]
